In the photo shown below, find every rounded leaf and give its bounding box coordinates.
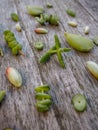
[86,61,98,79]
[6,67,22,87]
[72,94,87,112]
[65,32,94,52]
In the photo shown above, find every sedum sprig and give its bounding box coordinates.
[39,34,71,68]
[36,13,59,26]
[35,84,52,112]
[4,30,24,56]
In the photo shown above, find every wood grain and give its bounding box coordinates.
[0,0,98,130]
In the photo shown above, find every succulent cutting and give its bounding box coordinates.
[26,6,44,16]
[34,41,44,50]
[36,13,59,26]
[40,34,71,68]
[64,32,94,52]
[86,61,98,79]
[72,93,87,112]
[11,13,19,22]
[4,30,24,55]
[35,84,52,112]
[93,36,98,46]
[6,67,22,88]
[35,28,48,34]
[66,9,76,17]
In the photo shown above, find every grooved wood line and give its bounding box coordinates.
[0,0,98,130]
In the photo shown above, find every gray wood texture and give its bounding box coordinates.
[0,0,98,130]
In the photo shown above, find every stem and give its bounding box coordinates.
[19,50,25,56]
[57,51,65,68]
[39,46,56,63]
[50,50,57,54]
[54,34,61,48]
[59,48,71,52]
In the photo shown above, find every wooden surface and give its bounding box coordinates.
[0,0,98,130]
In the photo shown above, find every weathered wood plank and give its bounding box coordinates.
[77,0,98,22]
[0,0,98,130]
[0,0,47,130]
